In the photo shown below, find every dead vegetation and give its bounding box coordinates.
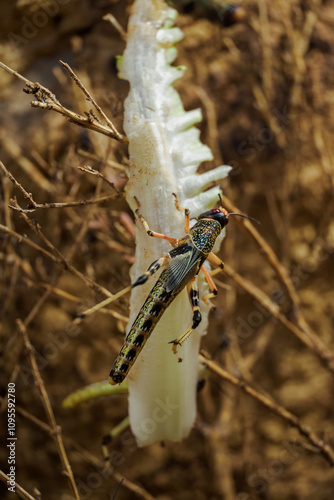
[1,1,334,499]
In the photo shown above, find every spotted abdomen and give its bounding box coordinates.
[109,269,176,385]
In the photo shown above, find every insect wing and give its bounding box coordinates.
[166,245,202,293]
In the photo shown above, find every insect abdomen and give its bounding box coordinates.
[109,269,175,384]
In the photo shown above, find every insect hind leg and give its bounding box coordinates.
[102,416,130,462]
[132,253,170,288]
[169,279,202,362]
[75,254,170,321]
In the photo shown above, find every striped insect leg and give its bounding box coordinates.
[109,270,175,385]
[169,278,202,362]
[74,254,171,323]
[132,253,170,288]
[102,416,130,461]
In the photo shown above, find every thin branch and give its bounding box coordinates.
[0,470,37,500]
[0,282,55,358]
[1,149,120,212]
[77,149,127,172]
[77,165,121,190]
[10,194,119,213]
[2,194,130,329]
[17,320,81,500]
[23,278,129,323]
[23,279,83,303]
[0,396,51,433]
[199,352,334,466]
[10,199,113,297]
[59,60,125,142]
[64,444,156,500]
[0,161,35,204]
[220,194,299,303]
[103,13,127,40]
[0,222,110,298]
[73,285,132,322]
[1,161,120,213]
[220,193,332,366]
[0,61,128,143]
[2,396,155,500]
[212,263,334,372]
[0,223,61,263]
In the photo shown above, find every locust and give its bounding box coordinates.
[109,194,255,385]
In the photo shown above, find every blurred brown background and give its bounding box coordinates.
[1,1,334,499]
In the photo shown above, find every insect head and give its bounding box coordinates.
[197,195,259,229]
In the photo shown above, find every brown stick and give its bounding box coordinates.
[0,211,111,298]
[212,263,334,372]
[0,61,128,143]
[0,160,119,213]
[1,397,155,500]
[219,194,334,369]
[59,60,126,143]
[10,194,118,213]
[0,470,37,500]
[199,352,334,466]
[17,320,81,499]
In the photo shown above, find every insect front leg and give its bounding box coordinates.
[172,192,190,233]
[135,209,178,245]
[169,278,202,362]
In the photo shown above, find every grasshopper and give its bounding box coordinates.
[109,194,255,385]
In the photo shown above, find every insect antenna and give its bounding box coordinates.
[217,195,259,224]
[228,213,260,224]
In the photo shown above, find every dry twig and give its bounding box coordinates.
[1,200,112,298]
[199,352,334,466]
[0,61,128,143]
[10,194,118,213]
[103,13,127,40]
[0,396,155,500]
[1,169,118,213]
[59,60,126,142]
[211,263,334,372]
[219,194,334,370]
[17,320,80,500]
[77,165,121,190]
[1,155,120,214]
[0,470,37,500]
[77,149,127,172]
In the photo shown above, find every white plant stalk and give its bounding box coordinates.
[120,0,231,446]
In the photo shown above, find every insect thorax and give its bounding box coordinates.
[189,219,222,254]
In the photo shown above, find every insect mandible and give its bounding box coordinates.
[109,194,256,385]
